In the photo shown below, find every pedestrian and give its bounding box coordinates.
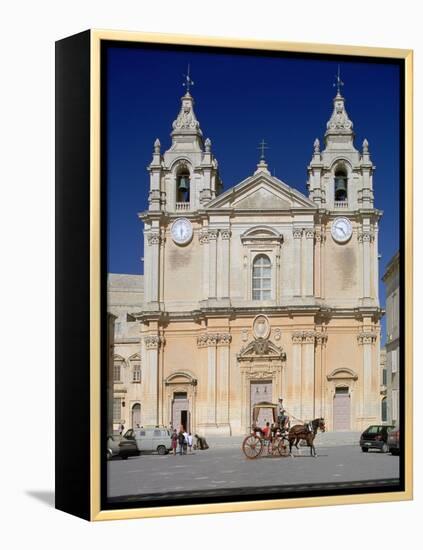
[177,429,185,455]
[119,423,124,436]
[187,432,193,453]
[171,429,178,456]
[183,430,189,454]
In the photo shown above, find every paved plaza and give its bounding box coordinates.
[107,433,400,501]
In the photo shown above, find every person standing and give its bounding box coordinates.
[171,429,178,456]
[183,430,189,455]
[187,432,193,453]
[177,429,185,455]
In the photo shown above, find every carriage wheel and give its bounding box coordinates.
[268,438,281,456]
[278,439,290,457]
[242,435,263,459]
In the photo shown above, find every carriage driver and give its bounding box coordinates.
[277,397,289,432]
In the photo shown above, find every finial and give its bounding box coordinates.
[182,64,194,94]
[154,138,161,154]
[333,64,344,95]
[313,138,320,153]
[258,139,269,161]
[362,138,369,153]
[205,137,211,152]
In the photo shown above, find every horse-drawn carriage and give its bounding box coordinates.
[242,401,326,459]
[242,402,290,459]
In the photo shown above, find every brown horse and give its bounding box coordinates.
[288,418,325,457]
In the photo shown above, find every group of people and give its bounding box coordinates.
[170,428,193,455]
[170,427,210,455]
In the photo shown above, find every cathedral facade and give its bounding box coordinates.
[108,84,383,435]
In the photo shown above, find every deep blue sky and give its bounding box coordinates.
[106,45,400,339]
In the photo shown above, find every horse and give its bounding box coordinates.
[288,418,325,457]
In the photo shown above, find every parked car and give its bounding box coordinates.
[107,435,139,460]
[360,425,394,453]
[387,427,400,455]
[123,427,172,455]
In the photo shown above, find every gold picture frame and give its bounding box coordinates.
[55,29,413,521]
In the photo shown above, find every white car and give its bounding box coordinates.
[123,427,172,455]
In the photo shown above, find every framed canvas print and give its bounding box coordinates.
[55,30,413,521]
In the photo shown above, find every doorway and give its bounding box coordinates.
[131,403,141,428]
[333,387,350,431]
[172,392,190,431]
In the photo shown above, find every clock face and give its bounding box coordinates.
[171,218,193,245]
[331,217,353,243]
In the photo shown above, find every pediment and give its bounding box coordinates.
[206,173,316,210]
[237,339,286,362]
[327,368,358,381]
[165,370,198,386]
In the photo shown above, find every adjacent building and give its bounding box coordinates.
[382,252,400,426]
[108,82,384,435]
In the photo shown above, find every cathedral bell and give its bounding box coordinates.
[178,176,189,192]
[335,175,347,201]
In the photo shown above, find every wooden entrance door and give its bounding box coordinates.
[250,381,272,428]
[333,387,351,431]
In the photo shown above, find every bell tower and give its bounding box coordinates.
[147,70,222,214]
[307,71,375,211]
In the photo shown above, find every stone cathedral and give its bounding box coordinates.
[108,81,383,435]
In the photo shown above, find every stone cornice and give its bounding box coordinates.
[133,305,383,324]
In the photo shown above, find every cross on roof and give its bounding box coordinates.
[333,64,344,95]
[182,64,194,93]
[258,139,269,161]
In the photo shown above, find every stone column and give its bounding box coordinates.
[302,331,315,420]
[292,229,302,297]
[357,331,377,425]
[314,332,327,418]
[314,230,322,299]
[219,229,231,299]
[199,230,209,301]
[206,333,218,428]
[141,334,163,426]
[303,229,314,297]
[208,229,218,299]
[290,332,303,419]
[216,333,231,434]
[147,231,161,306]
[359,229,373,300]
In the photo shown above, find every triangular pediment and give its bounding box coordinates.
[206,172,316,210]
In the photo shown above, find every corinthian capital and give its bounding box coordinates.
[147,232,161,246]
[144,335,164,349]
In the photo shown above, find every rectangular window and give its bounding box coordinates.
[132,364,141,382]
[392,389,399,421]
[382,368,387,386]
[113,363,121,382]
[391,349,398,373]
[113,398,121,421]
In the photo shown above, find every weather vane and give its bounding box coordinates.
[258,139,269,161]
[333,64,344,95]
[183,64,194,93]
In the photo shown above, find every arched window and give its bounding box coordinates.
[176,166,190,203]
[252,254,271,300]
[334,167,348,202]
